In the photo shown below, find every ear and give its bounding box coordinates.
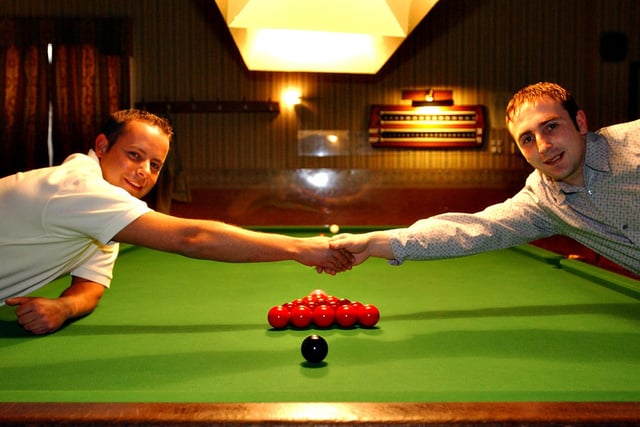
[94,134,109,158]
[575,110,588,136]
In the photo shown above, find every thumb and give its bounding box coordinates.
[4,296,31,306]
[329,237,345,250]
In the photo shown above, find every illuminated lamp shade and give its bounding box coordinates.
[214,0,440,74]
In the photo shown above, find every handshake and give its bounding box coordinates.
[306,230,394,275]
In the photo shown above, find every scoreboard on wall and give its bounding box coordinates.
[368,105,486,148]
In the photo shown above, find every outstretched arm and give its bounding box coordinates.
[5,277,105,335]
[114,211,354,274]
[329,231,395,266]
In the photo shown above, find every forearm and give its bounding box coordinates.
[389,209,546,262]
[59,277,105,320]
[153,219,319,264]
[5,277,105,334]
[178,221,299,262]
[364,231,395,259]
[329,231,394,266]
[116,212,351,271]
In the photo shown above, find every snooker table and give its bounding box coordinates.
[1,226,640,426]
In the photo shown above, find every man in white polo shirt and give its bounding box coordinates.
[0,110,353,334]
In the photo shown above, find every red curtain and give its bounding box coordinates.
[0,18,131,177]
[0,19,50,177]
[51,18,131,164]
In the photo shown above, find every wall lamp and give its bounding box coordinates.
[282,88,302,106]
[402,89,454,106]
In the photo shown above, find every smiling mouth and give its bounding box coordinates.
[124,178,144,191]
[544,152,563,166]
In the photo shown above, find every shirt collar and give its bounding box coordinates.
[87,149,100,163]
[552,132,611,195]
[584,131,611,173]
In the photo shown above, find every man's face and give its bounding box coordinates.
[507,97,588,187]
[95,121,170,199]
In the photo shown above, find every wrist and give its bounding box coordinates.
[368,231,394,259]
[57,295,78,320]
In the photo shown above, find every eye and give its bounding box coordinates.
[519,134,534,146]
[128,151,140,160]
[150,161,162,173]
[544,122,558,133]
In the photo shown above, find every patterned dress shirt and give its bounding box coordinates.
[387,119,640,275]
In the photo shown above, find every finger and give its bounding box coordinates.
[340,248,355,264]
[16,307,40,325]
[322,267,337,276]
[335,250,354,269]
[14,302,36,317]
[324,258,344,273]
[329,256,348,271]
[328,240,341,250]
[24,320,49,335]
[4,297,30,306]
[328,234,347,247]
[20,311,55,335]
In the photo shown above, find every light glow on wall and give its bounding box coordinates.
[282,88,302,106]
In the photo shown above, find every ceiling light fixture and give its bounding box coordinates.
[214,0,440,74]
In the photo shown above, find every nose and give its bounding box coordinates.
[136,161,151,177]
[536,135,552,153]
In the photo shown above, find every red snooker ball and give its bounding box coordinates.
[335,304,358,328]
[338,297,351,306]
[350,301,364,311]
[312,304,335,328]
[291,298,305,307]
[358,304,380,328]
[309,289,328,299]
[267,305,290,329]
[290,305,313,329]
[282,302,294,311]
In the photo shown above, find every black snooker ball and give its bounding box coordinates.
[301,334,328,364]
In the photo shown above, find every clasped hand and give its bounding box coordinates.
[5,296,68,335]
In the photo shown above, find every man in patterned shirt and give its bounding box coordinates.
[331,82,640,275]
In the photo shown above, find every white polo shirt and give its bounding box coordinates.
[0,150,152,302]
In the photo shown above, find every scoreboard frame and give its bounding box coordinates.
[369,105,486,149]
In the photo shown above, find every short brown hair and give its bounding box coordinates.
[506,82,580,130]
[101,109,174,148]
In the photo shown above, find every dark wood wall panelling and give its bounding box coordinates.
[1,0,638,190]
